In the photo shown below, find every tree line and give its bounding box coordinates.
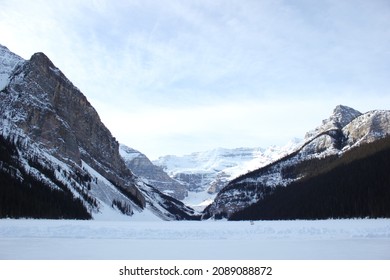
[0,134,91,219]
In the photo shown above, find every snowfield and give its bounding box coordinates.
[0,219,389,260]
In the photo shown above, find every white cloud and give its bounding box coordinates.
[92,96,333,159]
[1,0,390,158]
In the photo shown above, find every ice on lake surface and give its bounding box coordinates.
[0,219,389,260]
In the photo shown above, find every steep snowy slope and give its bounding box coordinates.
[0,44,196,220]
[0,44,24,91]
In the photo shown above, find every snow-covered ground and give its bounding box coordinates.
[0,219,389,260]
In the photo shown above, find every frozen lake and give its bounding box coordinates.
[0,219,389,259]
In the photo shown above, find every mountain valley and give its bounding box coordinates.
[1,44,389,221]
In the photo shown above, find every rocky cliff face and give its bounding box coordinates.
[204,105,390,219]
[0,44,196,220]
[1,49,144,205]
[120,145,187,200]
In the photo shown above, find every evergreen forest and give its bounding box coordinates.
[230,136,390,220]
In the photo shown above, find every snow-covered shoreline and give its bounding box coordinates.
[1,219,389,260]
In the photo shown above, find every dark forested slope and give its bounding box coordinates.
[0,135,91,219]
[230,136,390,220]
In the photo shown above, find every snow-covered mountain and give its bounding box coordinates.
[119,144,187,200]
[204,105,390,219]
[0,44,197,220]
[2,43,388,221]
[153,141,300,209]
[0,44,23,91]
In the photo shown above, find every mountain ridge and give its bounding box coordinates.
[0,44,197,220]
[230,135,390,220]
[203,105,390,219]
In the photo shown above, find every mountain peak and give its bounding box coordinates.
[1,44,198,220]
[331,105,362,128]
[305,105,362,140]
[1,46,146,209]
[30,52,56,69]
[0,43,9,51]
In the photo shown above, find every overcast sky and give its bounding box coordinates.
[1,0,390,159]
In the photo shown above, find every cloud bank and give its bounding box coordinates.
[1,0,390,158]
